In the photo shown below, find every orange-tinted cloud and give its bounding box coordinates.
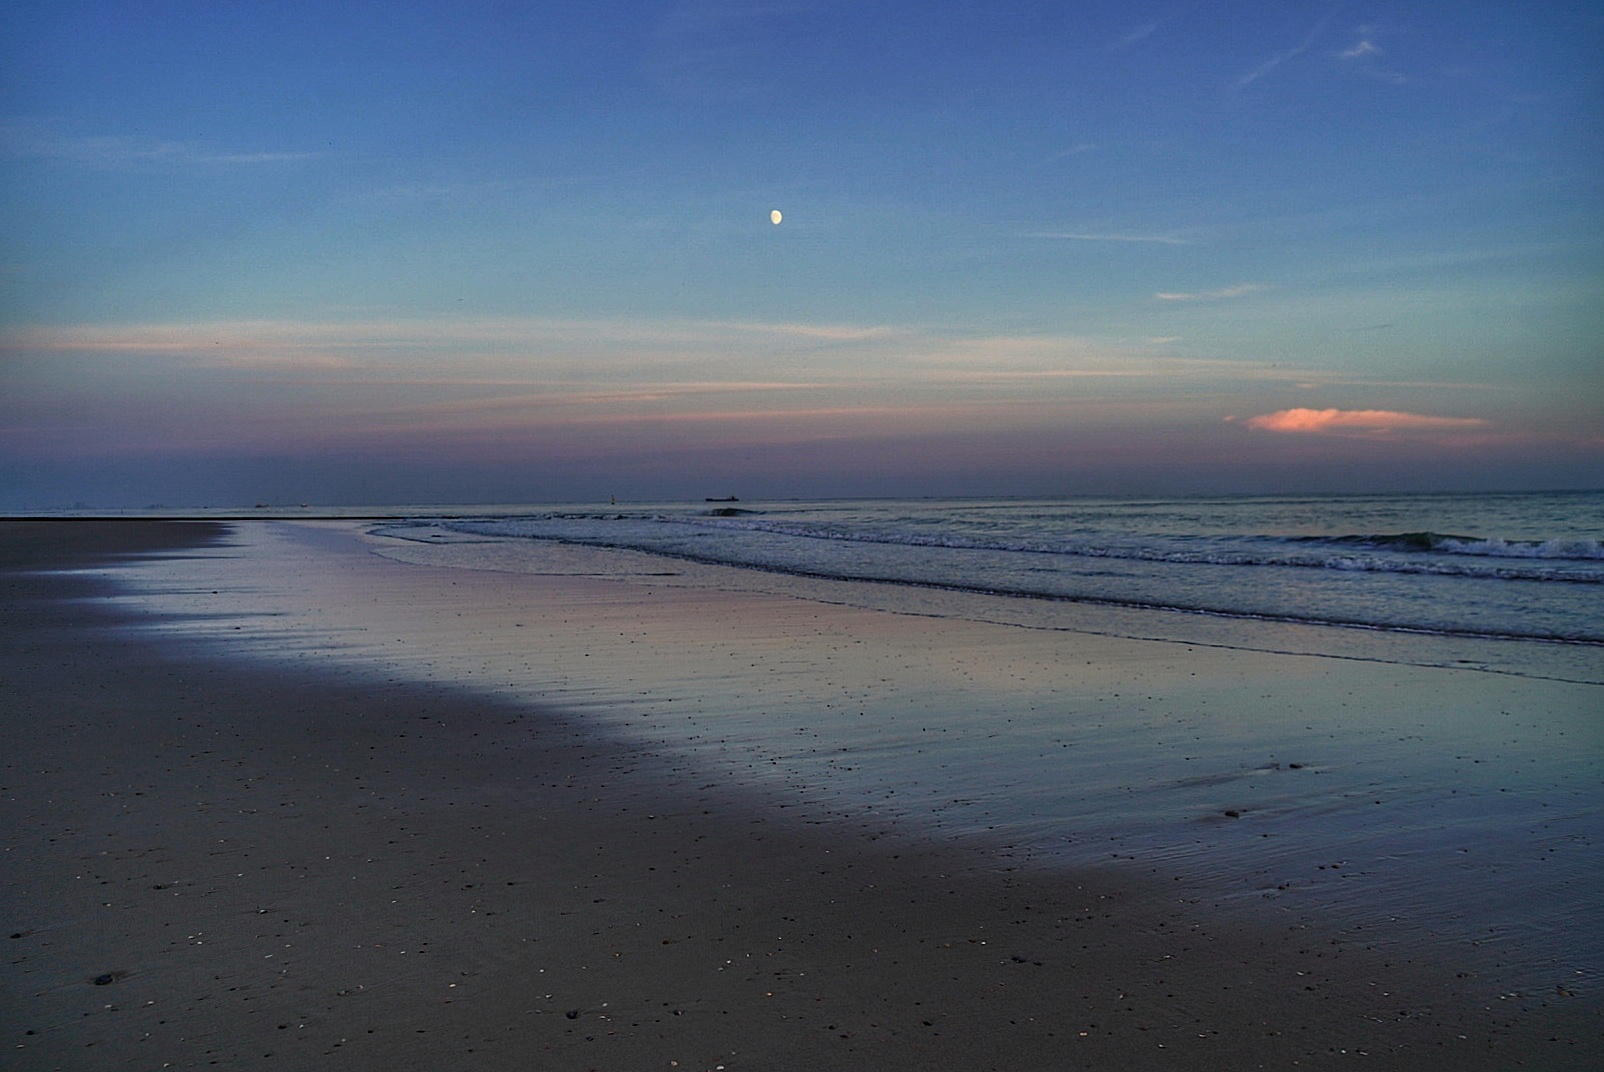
[1243,408,1490,434]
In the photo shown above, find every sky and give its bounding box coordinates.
[1,0,1600,508]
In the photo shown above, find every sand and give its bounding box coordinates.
[2,519,1598,1071]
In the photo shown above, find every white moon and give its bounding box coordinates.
[770,209,782,225]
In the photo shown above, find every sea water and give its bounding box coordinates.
[93,491,1604,994]
[381,490,1604,680]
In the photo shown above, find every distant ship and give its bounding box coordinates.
[705,496,739,503]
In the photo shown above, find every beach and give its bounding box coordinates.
[2,519,1598,1071]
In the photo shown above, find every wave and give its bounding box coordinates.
[1327,532,1604,560]
[670,517,1604,584]
[417,516,1604,646]
[434,513,1604,584]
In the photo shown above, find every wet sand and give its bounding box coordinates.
[2,520,1598,1070]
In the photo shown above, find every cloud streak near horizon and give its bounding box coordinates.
[1154,284,1266,302]
[0,315,1271,397]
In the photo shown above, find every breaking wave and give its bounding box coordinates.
[388,492,1603,648]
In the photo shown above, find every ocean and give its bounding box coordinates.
[378,490,1604,682]
[95,490,1603,994]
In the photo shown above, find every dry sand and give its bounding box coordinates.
[2,520,1597,1071]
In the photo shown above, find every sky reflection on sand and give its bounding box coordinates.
[102,520,1604,997]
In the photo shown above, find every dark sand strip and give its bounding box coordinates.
[2,520,1598,1071]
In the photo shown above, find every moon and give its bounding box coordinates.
[770,209,782,225]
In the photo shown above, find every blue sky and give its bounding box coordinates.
[2,0,1600,507]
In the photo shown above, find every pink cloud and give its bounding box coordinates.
[1243,408,1490,434]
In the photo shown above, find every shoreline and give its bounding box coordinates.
[2,520,1598,1070]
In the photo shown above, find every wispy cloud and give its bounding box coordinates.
[1241,408,1490,434]
[1,120,323,170]
[1335,30,1406,84]
[3,315,1275,410]
[372,180,520,201]
[1027,231,1191,245]
[1154,283,1266,301]
[376,381,831,417]
[645,0,811,102]
[1109,21,1159,50]
[1237,11,1335,88]
[699,319,899,342]
[0,316,899,366]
